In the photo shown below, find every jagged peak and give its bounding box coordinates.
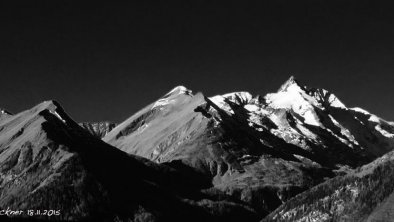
[278,76,303,92]
[271,76,347,110]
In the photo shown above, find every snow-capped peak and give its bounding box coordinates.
[164,85,193,97]
[278,76,302,92]
[266,80,312,109]
[265,77,325,126]
[269,76,347,110]
[152,86,193,109]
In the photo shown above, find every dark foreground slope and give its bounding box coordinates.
[0,101,257,222]
[263,150,394,222]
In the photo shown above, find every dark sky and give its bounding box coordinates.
[1,1,394,122]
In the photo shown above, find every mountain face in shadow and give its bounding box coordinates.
[2,77,394,221]
[263,150,394,222]
[0,100,257,222]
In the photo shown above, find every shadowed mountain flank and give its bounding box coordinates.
[0,100,257,222]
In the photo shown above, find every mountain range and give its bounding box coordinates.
[1,76,394,221]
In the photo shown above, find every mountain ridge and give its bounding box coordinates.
[0,99,259,221]
[102,77,394,219]
[1,76,394,221]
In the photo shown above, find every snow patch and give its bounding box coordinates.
[303,110,321,126]
[152,98,172,109]
[49,110,66,123]
[328,115,359,146]
[209,95,234,114]
[209,91,253,114]
[326,93,346,108]
[375,125,394,138]
[244,104,260,112]
[165,86,192,97]
[351,107,370,115]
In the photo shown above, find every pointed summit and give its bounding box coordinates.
[163,85,193,98]
[278,76,303,92]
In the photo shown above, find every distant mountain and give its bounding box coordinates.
[0,100,257,222]
[79,122,116,138]
[104,77,394,218]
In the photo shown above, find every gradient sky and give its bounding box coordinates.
[1,1,394,122]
